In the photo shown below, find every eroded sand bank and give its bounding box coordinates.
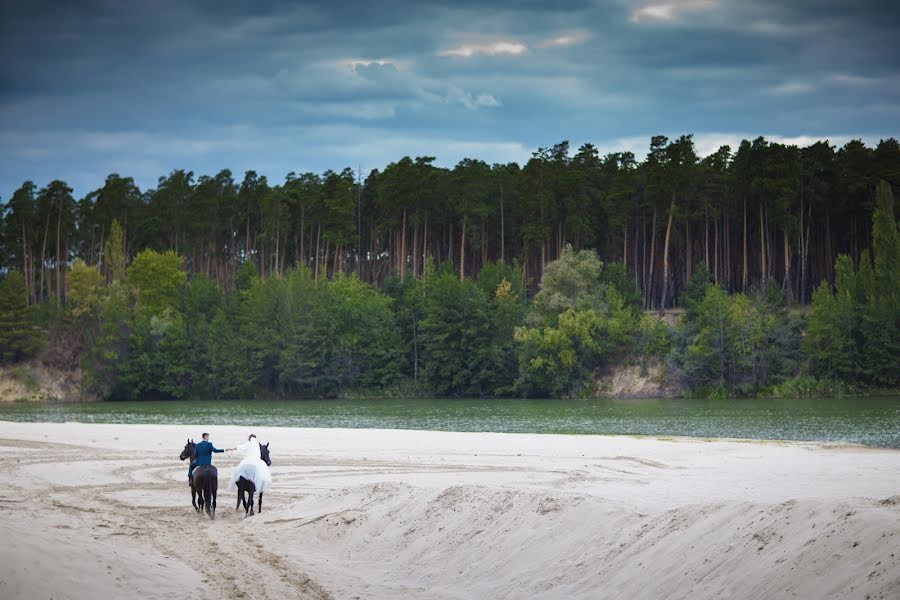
[0,422,898,599]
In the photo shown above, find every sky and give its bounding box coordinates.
[1,0,899,198]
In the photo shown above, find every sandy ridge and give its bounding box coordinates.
[1,422,899,599]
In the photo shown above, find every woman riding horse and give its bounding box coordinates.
[228,434,272,516]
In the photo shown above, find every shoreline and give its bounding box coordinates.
[1,422,899,599]
[1,413,899,451]
[3,417,897,450]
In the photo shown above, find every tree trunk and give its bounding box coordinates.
[623,223,628,266]
[641,209,647,295]
[412,221,419,279]
[299,205,305,266]
[686,218,692,282]
[423,217,429,275]
[314,223,321,283]
[499,181,505,263]
[825,209,833,281]
[400,208,407,279]
[481,219,488,267]
[21,221,31,303]
[802,223,810,303]
[759,202,766,284]
[647,207,658,309]
[660,195,675,312]
[56,197,63,302]
[459,217,466,281]
[782,229,791,298]
[39,213,50,303]
[633,214,639,287]
[704,211,709,270]
[742,198,748,292]
[446,221,452,274]
[713,213,719,284]
[245,216,250,263]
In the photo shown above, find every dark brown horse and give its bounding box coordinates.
[193,465,218,519]
[236,442,271,517]
[179,439,218,518]
[179,439,200,512]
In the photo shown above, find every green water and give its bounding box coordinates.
[1,396,899,448]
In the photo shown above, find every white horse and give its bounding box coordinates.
[228,435,272,516]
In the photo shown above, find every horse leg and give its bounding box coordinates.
[191,482,198,511]
[258,492,263,514]
[236,483,242,511]
[196,485,204,516]
[207,476,216,520]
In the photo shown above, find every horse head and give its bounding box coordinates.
[260,442,272,466]
[180,438,195,461]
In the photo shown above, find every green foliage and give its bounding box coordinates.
[320,275,404,391]
[81,282,134,398]
[235,260,258,291]
[419,271,494,396]
[673,284,801,396]
[515,287,636,397]
[805,181,900,387]
[675,286,732,394]
[515,247,642,396]
[598,261,642,316]
[279,273,404,396]
[120,312,190,399]
[680,263,712,320]
[7,134,900,400]
[533,244,604,319]
[767,375,860,399]
[485,275,527,395]
[476,261,524,301]
[104,220,127,283]
[66,260,104,320]
[637,314,672,363]
[126,249,186,315]
[180,275,224,397]
[203,268,405,399]
[0,272,39,362]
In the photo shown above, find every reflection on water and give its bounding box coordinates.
[1,396,898,448]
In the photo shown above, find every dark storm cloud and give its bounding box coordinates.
[1,0,898,196]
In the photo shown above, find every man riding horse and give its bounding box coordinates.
[180,432,229,518]
[188,432,228,483]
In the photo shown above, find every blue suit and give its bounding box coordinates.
[189,440,224,481]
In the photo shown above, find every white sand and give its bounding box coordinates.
[0,421,898,599]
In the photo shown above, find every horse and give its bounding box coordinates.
[235,442,271,517]
[179,438,218,519]
[193,464,218,520]
[179,439,201,512]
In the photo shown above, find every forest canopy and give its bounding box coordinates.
[1,134,898,399]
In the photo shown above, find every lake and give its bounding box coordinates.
[1,396,899,448]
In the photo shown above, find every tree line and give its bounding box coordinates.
[3,135,899,309]
[0,180,896,399]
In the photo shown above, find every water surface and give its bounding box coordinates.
[2,396,899,448]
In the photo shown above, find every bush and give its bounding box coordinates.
[672,283,801,396]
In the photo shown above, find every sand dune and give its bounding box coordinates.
[0,422,898,599]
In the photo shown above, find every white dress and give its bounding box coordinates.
[228,439,272,493]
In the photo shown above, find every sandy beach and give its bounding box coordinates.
[0,421,898,599]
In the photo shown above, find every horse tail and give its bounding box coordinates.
[207,468,218,518]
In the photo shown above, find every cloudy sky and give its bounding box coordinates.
[2,0,899,197]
